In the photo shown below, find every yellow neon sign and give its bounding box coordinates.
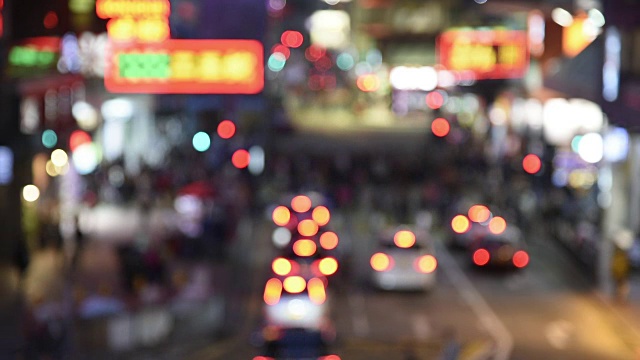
[96,0,170,19]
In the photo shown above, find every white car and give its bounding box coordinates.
[369,226,438,291]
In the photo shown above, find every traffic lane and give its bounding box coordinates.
[329,267,494,359]
[446,227,640,359]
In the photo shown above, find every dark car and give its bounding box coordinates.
[468,226,530,269]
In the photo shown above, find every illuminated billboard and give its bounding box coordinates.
[104,39,264,94]
[437,29,529,80]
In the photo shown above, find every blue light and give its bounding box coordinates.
[0,146,13,185]
[192,132,211,152]
[336,53,354,71]
[42,130,58,148]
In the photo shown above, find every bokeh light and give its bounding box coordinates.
[293,239,317,257]
[522,154,542,174]
[298,219,319,237]
[319,231,339,250]
[394,230,416,248]
[318,257,338,276]
[232,149,250,169]
[431,118,450,137]
[513,250,529,268]
[488,216,507,234]
[69,130,92,152]
[416,255,437,273]
[312,206,331,226]
[268,52,287,72]
[451,215,471,234]
[370,253,393,271]
[356,74,380,92]
[192,132,211,152]
[305,45,326,62]
[272,257,292,276]
[51,149,68,167]
[283,276,306,293]
[272,227,292,248]
[426,91,445,109]
[264,278,282,305]
[473,249,490,266]
[217,120,236,139]
[272,205,291,226]
[23,184,40,202]
[72,142,101,175]
[281,30,303,48]
[42,130,58,148]
[291,195,312,213]
[307,277,326,304]
[336,53,355,70]
[468,205,491,223]
[271,44,291,59]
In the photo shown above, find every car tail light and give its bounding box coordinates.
[283,276,306,293]
[293,239,317,257]
[272,257,293,276]
[263,278,282,305]
[318,257,339,276]
[319,356,341,360]
[253,356,274,360]
[370,253,393,271]
[394,230,416,248]
[307,277,326,304]
[415,255,437,273]
[473,248,490,266]
[513,250,529,268]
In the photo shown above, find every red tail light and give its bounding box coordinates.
[318,257,339,276]
[370,253,393,271]
[263,278,282,305]
[473,249,490,266]
[415,255,437,273]
[513,250,529,268]
[319,356,341,360]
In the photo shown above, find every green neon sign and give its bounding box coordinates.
[9,46,56,67]
[118,53,170,79]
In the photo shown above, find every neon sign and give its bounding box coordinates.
[438,29,529,80]
[105,40,264,94]
[96,0,170,43]
[8,37,60,68]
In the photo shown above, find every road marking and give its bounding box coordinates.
[348,292,370,337]
[411,313,431,340]
[436,242,514,360]
[545,319,574,349]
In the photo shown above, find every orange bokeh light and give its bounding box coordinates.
[416,255,437,273]
[283,276,306,293]
[307,277,326,304]
[272,206,291,226]
[263,278,282,305]
[298,219,319,237]
[488,216,507,234]
[356,74,380,92]
[431,117,450,137]
[318,257,338,276]
[522,154,542,174]
[468,205,491,223]
[370,253,393,271]
[272,257,292,276]
[394,230,416,248]
[319,231,339,250]
[312,206,331,226]
[291,195,312,213]
[217,120,236,139]
[451,215,471,234]
[293,239,317,257]
[232,149,250,169]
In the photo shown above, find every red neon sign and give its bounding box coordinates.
[437,29,529,80]
[104,40,264,94]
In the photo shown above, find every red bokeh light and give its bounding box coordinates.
[431,118,450,137]
[43,11,58,29]
[513,250,529,268]
[281,30,303,48]
[425,91,445,109]
[271,44,291,59]
[217,120,236,139]
[69,130,91,152]
[522,154,542,174]
[231,149,250,169]
[473,249,490,266]
[305,45,326,61]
